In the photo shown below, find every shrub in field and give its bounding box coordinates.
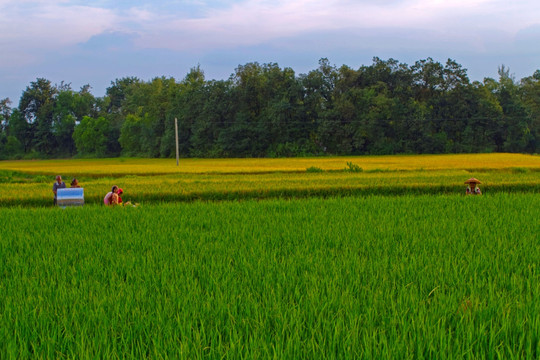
[345,162,363,172]
[33,175,49,183]
[306,166,323,173]
[511,167,530,173]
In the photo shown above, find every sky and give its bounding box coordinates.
[1,0,540,103]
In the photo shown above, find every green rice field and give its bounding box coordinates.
[0,155,539,358]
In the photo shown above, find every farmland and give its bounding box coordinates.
[0,153,539,358]
[1,153,538,176]
[0,153,539,207]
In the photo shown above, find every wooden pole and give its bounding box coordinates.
[175,117,179,166]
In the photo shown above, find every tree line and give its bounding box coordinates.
[1,58,539,159]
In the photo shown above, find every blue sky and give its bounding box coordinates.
[1,0,539,103]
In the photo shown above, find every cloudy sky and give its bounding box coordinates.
[1,0,539,102]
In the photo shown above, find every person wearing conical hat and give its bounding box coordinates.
[465,178,482,195]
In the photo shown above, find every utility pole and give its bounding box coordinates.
[175,117,179,166]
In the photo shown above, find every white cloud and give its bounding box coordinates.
[1,0,539,101]
[118,0,540,52]
[0,1,117,66]
[0,0,539,65]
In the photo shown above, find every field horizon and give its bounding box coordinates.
[1,153,539,176]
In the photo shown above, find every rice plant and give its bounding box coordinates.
[0,194,538,358]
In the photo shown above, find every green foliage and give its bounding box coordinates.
[18,78,58,155]
[306,166,323,173]
[2,135,23,157]
[511,167,530,173]
[22,150,43,160]
[119,114,145,156]
[345,161,363,172]
[7,61,540,158]
[73,116,110,157]
[33,175,50,183]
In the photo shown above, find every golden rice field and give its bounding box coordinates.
[1,153,538,176]
[0,153,538,206]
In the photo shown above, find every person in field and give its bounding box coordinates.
[465,178,482,195]
[117,188,124,205]
[104,185,120,206]
[70,178,81,188]
[52,175,66,205]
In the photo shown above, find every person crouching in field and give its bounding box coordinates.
[71,178,81,188]
[117,188,123,205]
[104,185,120,206]
[465,178,482,195]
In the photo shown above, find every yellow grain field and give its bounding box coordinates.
[0,153,539,176]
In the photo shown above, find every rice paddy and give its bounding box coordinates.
[0,153,539,207]
[1,153,538,175]
[0,154,539,358]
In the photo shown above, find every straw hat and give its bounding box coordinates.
[464,178,482,184]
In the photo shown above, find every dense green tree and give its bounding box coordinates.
[166,67,206,157]
[302,59,338,154]
[103,77,141,156]
[494,66,532,152]
[18,78,58,155]
[119,114,155,157]
[520,70,540,152]
[119,114,140,156]
[6,59,539,158]
[73,85,98,119]
[0,98,11,134]
[73,116,110,157]
[1,136,23,157]
[120,77,179,157]
[106,77,140,114]
[52,88,78,156]
[0,99,10,158]
[6,109,30,154]
[411,57,445,103]
[190,80,233,157]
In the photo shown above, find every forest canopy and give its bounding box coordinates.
[1,58,539,159]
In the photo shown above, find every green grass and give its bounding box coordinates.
[1,194,539,358]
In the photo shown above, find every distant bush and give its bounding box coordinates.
[306,166,323,173]
[511,167,529,174]
[22,151,44,160]
[34,175,50,183]
[345,162,363,172]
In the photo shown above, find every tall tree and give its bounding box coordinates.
[495,66,532,152]
[0,98,11,134]
[520,70,540,152]
[302,58,338,154]
[167,67,206,157]
[19,78,58,155]
[121,77,179,157]
[190,80,233,157]
[73,116,110,157]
